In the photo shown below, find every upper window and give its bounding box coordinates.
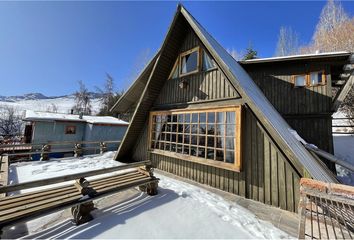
[292,70,326,87]
[65,126,76,134]
[149,107,242,171]
[202,50,216,71]
[309,71,325,86]
[294,75,307,87]
[180,47,199,76]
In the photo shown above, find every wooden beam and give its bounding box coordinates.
[332,74,354,112]
[0,156,9,198]
[0,160,150,194]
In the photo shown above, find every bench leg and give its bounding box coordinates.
[71,201,94,225]
[139,181,158,196]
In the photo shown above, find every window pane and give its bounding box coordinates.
[184,113,190,123]
[198,147,206,158]
[171,134,176,143]
[216,137,224,149]
[202,50,216,71]
[216,124,225,136]
[191,146,197,156]
[184,135,190,144]
[184,125,190,134]
[177,134,183,143]
[207,136,214,147]
[178,124,183,133]
[207,123,215,135]
[199,113,206,123]
[226,137,235,150]
[207,148,214,160]
[165,143,170,151]
[225,151,235,163]
[191,135,197,145]
[199,124,206,135]
[226,112,235,124]
[207,112,215,123]
[181,50,198,74]
[192,113,198,123]
[191,124,198,134]
[215,150,224,161]
[226,125,235,136]
[310,72,323,85]
[216,112,224,123]
[178,114,184,123]
[198,135,206,146]
[183,145,190,155]
[171,144,176,152]
[177,144,183,153]
[294,75,306,87]
[172,114,177,123]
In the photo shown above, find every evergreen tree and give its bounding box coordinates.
[242,47,258,60]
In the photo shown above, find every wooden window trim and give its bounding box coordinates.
[148,106,242,172]
[291,70,326,88]
[168,58,179,80]
[179,46,200,77]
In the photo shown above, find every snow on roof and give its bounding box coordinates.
[240,51,351,64]
[24,110,128,125]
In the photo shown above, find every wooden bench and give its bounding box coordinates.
[0,161,159,237]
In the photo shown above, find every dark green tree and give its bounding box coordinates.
[242,47,258,60]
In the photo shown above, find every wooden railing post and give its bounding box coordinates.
[138,164,158,196]
[40,144,50,161]
[74,143,83,157]
[99,142,107,154]
[71,178,95,225]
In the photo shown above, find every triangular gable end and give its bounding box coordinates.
[114,4,336,183]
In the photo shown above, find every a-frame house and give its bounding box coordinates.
[111,5,346,212]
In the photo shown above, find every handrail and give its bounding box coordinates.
[0,140,121,149]
[304,144,354,172]
[0,160,151,194]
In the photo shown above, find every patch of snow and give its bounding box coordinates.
[333,134,354,186]
[24,110,128,125]
[9,152,292,239]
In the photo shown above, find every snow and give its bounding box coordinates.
[241,51,351,63]
[0,96,102,116]
[333,134,354,186]
[24,110,128,125]
[8,152,292,239]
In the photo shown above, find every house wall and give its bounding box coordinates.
[32,121,85,144]
[84,124,128,151]
[241,62,335,170]
[129,26,303,212]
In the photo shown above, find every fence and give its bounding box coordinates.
[332,118,354,134]
[298,178,354,239]
[0,140,121,161]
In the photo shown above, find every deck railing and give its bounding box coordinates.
[0,140,121,161]
[298,178,354,239]
[332,118,354,134]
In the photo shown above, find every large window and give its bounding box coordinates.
[149,107,241,171]
[180,47,199,76]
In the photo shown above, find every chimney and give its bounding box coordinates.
[71,109,74,114]
[79,112,83,119]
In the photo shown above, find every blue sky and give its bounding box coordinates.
[0,1,353,96]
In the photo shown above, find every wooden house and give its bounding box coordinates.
[111,5,353,212]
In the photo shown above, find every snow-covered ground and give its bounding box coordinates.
[8,152,292,239]
[0,96,102,116]
[333,134,354,186]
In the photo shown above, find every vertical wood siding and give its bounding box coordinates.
[149,108,301,212]
[154,26,239,106]
[243,64,332,115]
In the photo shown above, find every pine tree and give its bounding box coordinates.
[242,47,258,60]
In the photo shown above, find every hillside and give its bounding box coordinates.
[0,93,103,115]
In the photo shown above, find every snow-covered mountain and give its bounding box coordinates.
[0,92,103,115]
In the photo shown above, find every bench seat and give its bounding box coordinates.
[0,168,158,229]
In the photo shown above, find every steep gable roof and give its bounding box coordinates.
[114,4,337,183]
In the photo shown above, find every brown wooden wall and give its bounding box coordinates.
[242,63,332,115]
[154,26,240,107]
[150,107,301,212]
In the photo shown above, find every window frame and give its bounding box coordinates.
[291,70,326,88]
[148,106,242,172]
[179,46,200,77]
[65,126,76,134]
